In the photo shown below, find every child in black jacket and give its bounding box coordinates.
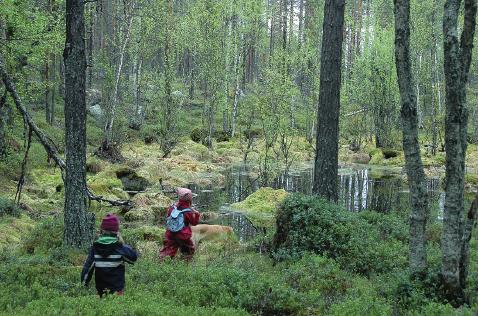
[81,214,138,296]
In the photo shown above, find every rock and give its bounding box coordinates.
[115,167,150,192]
[86,89,102,107]
[350,152,371,164]
[88,104,104,121]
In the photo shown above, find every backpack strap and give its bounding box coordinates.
[169,206,192,219]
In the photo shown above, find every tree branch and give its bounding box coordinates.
[0,56,132,208]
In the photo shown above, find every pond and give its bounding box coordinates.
[188,163,446,242]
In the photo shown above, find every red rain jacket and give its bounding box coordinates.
[165,200,200,240]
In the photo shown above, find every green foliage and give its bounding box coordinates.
[328,296,393,316]
[22,216,63,254]
[140,124,160,144]
[214,130,231,142]
[0,197,21,218]
[382,148,399,159]
[283,254,351,307]
[190,127,207,144]
[273,194,408,275]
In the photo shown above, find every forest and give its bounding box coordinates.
[0,0,478,314]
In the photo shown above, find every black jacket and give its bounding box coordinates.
[81,236,138,293]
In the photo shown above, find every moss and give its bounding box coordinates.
[231,187,288,227]
[129,193,172,223]
[465,173,478,186]
[87,170,129,200]
[0,215,35,250]
[124,209,155,222]
[171,139,211,161]
[368,166,403,179]
[86,157,104,174]
[369,148,385,165]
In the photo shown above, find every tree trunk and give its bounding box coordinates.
[441,0,477,305]
[50,53,56,125]
[356,0,363,55]
[87,2,94,89]
[0,87,6,158]
[44,61,52,125]
[298,0,304,46]
[393,0,429,277]
[102,5,134,149]
[63,0,94,248]
[313,0,345,202]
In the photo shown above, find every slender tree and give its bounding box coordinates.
[63,0,94,247]
[312,0,345,202]
[393,0,429,277]
[441,0,477,304]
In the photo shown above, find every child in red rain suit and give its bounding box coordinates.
[159,188,200,261]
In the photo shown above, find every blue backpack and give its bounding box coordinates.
[166,205,191,232]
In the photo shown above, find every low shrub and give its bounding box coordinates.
[190,127,207,144]
[140,124,160,144]
[382,148,399,159]
[23,216,63,254]
[0,197,21,218]
[283,254,351,308]
[272,194,408,275]
[214,130,231,142]
[243,128,262,140]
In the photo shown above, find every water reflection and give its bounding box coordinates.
[191,164,445,215]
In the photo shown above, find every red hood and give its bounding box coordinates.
[176,200,191,209]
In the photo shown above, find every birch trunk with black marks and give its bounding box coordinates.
[441,0,477,305]
[313,0,345,202]
[63,0,94,247]
[102,4,134,149]
[393,0,429,277]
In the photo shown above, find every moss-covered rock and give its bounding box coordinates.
[350,152,371,164]
[130,193,172,222]
[115,167,150,191]
[86,157,104,174]
[87,170,129,200]
[124,209,155,222]
[231,187,288,227]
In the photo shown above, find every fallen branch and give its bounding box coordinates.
[342,108,367,117]
[0,56,132,208]
[0,57,66,170]
[86,188,132,207]
[15,128,32,204]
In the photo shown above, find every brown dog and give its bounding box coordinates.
[191,224,234,247]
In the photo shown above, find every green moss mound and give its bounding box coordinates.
[231,187,288,214]
[231,187,288,227]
